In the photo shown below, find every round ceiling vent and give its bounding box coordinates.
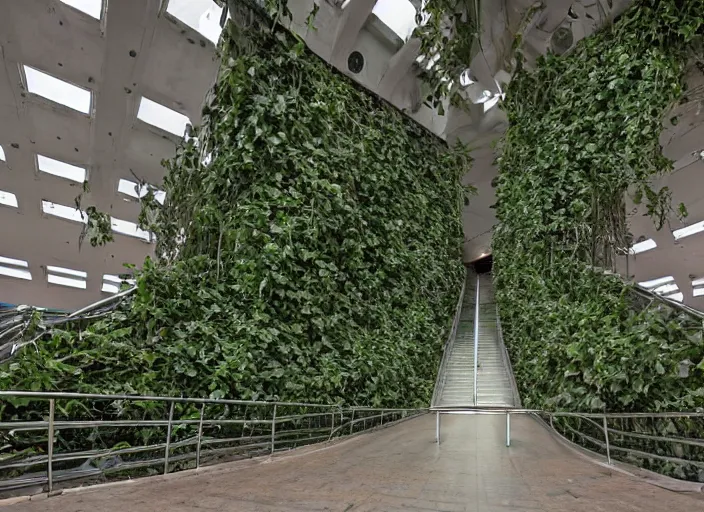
[348,51,364,74]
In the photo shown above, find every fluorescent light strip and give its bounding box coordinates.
[59,0,102,19]
[23,65,92,114]
[118,178,166,204]
[0,190,18,208]
[37,155,86,183]
[0,256,28,267]
[638,276,675,289]
[693,288,704,297]
[663,292,684,302]
[0,144,5,161]
[692,277,704,287]
[46,265,87,278]
[166,0,224,44]
[629,238,657,255]
[102,282,119,294]
[48,274,86,289]
[42,200,86,223]
[673,220,704,241]
[111,217,152,242]
[0,266,32,280]
[137,97,190,137]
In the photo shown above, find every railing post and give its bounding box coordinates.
[47,399,55,493]
[473,275,480,406]
[270,404,277,454]
[603,416,611,464]
[164,401,175,475]
[196,403,205,469]
[350,409,354,435]
[380,409,384,426]
[506,412,511,447]
[436,411,440,445]
[329,410,335,439]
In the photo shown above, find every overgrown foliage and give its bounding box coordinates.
[0,20,469,410]
[495,0,704,414]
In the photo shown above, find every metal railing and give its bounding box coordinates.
[0,390,424,495]
[434,407,704,482]
[495,304,521,408]
[430,272,468,408]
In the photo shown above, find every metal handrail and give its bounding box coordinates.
[430,269,468,407]
[495,302,521,408]
[0,390,426,494]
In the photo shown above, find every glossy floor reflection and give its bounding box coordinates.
[5,414,701,511]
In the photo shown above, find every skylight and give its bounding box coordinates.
[137,97,190,137]
[23,65,92,114]
[42,200,86,224]
[166,0,224,44]
[0,190,18,208]
[673,219,704,241]
[47,265,87,289]
[372,0,417,41]
[629,238,657,255]
[111,217,152,242]
[0,144,5,161]
[0,256,31,281]
[118,178,166,204]
[639,276,675,289]
[102,274,136,294]
[37,155,87,183]
[59,0,102,19]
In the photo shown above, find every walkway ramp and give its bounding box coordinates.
[433,271,518,408]
[4,414,698,512]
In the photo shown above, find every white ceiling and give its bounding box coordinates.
[2,0,703,311]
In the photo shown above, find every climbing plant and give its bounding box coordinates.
[494,0,704,416]
[0,15,470,410]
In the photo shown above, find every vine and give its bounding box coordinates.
[494,0,704,420]
[1,16,470,410]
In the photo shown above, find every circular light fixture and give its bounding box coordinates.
[348,51,364,74]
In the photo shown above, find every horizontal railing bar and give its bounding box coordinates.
[1,418,273,432]
[0,390,337,409]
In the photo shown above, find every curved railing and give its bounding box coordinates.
[0,390,424,495]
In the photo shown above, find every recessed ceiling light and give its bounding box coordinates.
[46,265,87,278]
[111,217,152,242]
[653,283,679,296]
[47,265,87,289]
[0,190,18,208]
[42,200,86,224]
[663,292,684,302]
[118,178,166,204]
[23,65,92,114]
[48,274,87,289]
[137,97,190,137]
[629,238,657,255]
[0,266,32,280]
[673,220,704,241]
[0,256,28,268]
[638,276,675,289]
[167,0,224,44]
[372,0,417,41]
[0,255,31,281]
[59,0,102,19]
[37,155,87,183]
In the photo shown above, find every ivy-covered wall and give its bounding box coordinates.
[0,22,469,408]
[495,0,704,414]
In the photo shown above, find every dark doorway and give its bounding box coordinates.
[472,255,493,275]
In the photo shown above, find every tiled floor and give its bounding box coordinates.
[5,414,701,511]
